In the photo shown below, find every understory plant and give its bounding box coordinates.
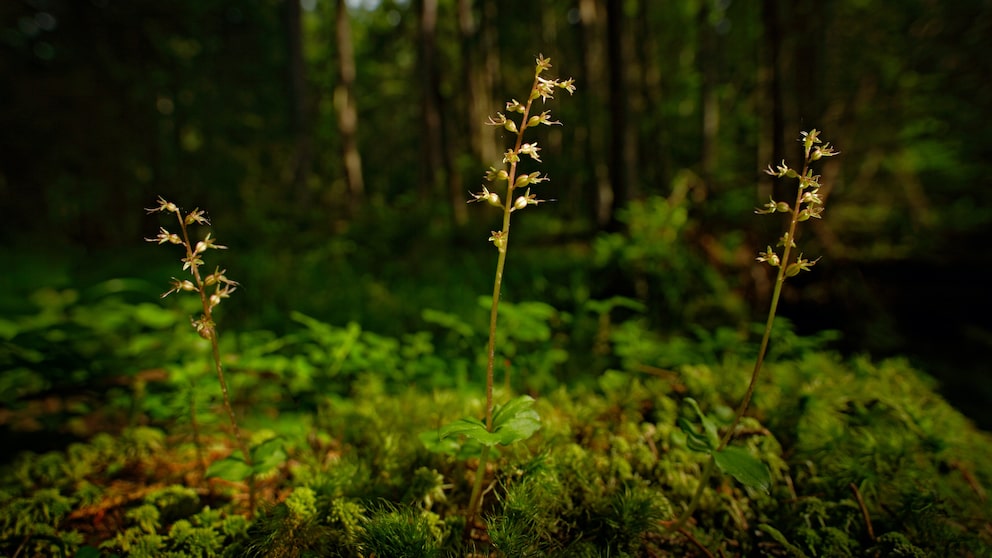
[424,55,575,536]
[146,198,264,514]
[673,130,840,529]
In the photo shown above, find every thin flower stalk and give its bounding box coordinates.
[146,197,256,516]
[673,130,838,529]
[464,55,574,533]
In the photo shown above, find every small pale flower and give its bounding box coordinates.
[469,186,502,207]
[510,188,549,212]
[755,197,789,215]
[503,150,520,164]
[801,190,823,205]
[765,160,793,178]
[785,254,819,277]
[191,316,214,340]
[519,142,542,162]
[146,196,179,214]
[505,99,526,114]
[485,113,507,127]
[756,247,780,267]
[535,77,557,102]
[181,254,204,272]
[185,208,209,226]
[535,54,552,73]
[489,230,506,252]
[529,110,561,127]
[485,167,509,182]
[147,227,182,245]
[162,277,197,298]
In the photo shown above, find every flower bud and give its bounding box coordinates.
[489,231,506,252]
[504,119,518,133]
[513,196,528,211]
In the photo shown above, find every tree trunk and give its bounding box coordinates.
[698,0,719,183]
[759,0,785,201]
[418,0,458,221]
[604,0,627,228]
[286,0,313,207]
[457,0,497,167]
[577,0,613,229]
[335,0,364,211]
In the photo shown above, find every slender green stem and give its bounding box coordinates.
[189,382,206,480]
[718,152,810,450]
[672,147,814,530]
[466,70,542,534]
[177,214,255,517]
[464,445,491,537]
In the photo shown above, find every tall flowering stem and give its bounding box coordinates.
[673,130,838,530]
[721,130,837,448]
[146,197,256,516]
[464,55,574,532]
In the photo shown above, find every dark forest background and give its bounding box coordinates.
[1,0,990,426]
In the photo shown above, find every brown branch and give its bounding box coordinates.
[849,482,875,542]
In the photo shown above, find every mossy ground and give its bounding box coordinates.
[2,295,990,556]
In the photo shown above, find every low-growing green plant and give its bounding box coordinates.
[147,198,288,515]
[673,130,840,532]
[425,54,575,536]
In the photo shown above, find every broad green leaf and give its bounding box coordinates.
[205,455,253,482]
[419,429,488,459]
[419,429,463,455]
[437,417,500,445]
[713,446,771,493]
[491,395,541,445]
[250,437,287,474]
[436,395,541,448]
